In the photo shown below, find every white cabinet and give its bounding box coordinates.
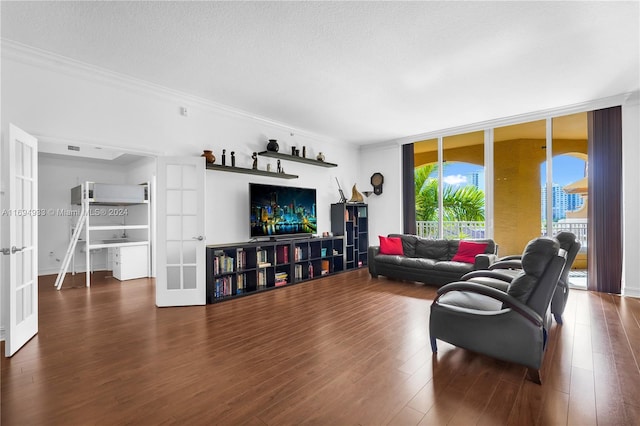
[112,244,149,281]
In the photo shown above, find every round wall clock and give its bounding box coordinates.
[371,172,384,195]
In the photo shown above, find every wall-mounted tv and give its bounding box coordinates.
[250,183,317,238]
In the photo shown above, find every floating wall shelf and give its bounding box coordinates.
[257,151,338,168]
[205,163,298,179]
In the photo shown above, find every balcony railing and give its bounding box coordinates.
[416,221,485,239]
[416,220,588,249]
[541,221,588,249]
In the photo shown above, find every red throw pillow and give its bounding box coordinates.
[452,241,488,263]
[379,236,404,255]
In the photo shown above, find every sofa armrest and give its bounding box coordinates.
[434,281,543,327]
[368,246,380,277]
[500,255,522,261]
[489,259,523,270]
[474,253,498,270]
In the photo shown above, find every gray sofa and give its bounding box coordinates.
[368,234,498,286]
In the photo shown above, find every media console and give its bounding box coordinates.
[206,203,369,304]
[206,236,344,303]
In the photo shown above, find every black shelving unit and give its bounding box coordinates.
[206,236,344,303]
[257,151,338,168]
[331,203,368,270]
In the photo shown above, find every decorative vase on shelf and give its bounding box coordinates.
[316,152,325,162]
[348,184,364,203]
[266,139,279,152]
[201,150,215,164]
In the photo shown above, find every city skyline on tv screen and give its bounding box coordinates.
[250,183,317,237]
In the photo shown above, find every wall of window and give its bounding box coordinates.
[413,113,588,262]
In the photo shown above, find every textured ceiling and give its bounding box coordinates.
[2,1,639,145]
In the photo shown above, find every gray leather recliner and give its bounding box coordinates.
[461,231,580,324]
[429,237,567,384]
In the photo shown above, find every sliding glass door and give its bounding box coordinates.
[413,114,588,261]
[549,113,588,273]
[414,131,485,240]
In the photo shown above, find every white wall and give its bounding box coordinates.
[357,144,403,242]
[1,45,360,269]
[622,95,640,297]
[125,156,157,276]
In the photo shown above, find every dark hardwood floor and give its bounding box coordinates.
[2,269,640,425]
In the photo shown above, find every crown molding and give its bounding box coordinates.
[625,90,640,106]
[387,92,636,147]
[1,39,346,147]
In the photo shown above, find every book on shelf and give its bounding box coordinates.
[294,246,304,261]
[258,269,267,288]
[257,249,268,265]
[236,249,246,270]
[214,276,233,299]
[275,246,289,264]
[213,252,235,275]
[257,262,272,268]
[237,273,245,294]
[275,272,288,286]
[295,264,303,280]
[275,271,288,286]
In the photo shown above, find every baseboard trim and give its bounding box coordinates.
[39,267,109,276]
[622,287,640,298]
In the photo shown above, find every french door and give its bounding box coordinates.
[3,124,39,356]
[156,157,206,306]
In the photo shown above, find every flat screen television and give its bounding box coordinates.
[250,183,317,238]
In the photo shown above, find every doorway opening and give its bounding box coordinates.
[37,139,157,287]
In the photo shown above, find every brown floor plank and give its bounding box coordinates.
[2,271,640,425]
[476,378,521,426]
[567,366,597,425]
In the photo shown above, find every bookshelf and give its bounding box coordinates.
[330,203,369,270]
[206,236,345,303]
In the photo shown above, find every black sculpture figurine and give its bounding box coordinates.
[277,159,282,173]
[252,152,258,170]
[221,149,226,166]
[230,151,235,167]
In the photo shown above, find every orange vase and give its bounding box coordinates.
[201,150,215,164]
